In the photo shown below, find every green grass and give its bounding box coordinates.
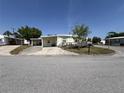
[10,45,30,55]
[63,47,115,55]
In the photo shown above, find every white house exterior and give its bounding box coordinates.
[100,40,105,45]
[106,36,124,46]
[31,34,75,47]
[24,40,30,45]
[0,35,10,45]
[0,34,23,45]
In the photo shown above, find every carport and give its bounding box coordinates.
[30,38,42,46]
[42,36,57,47]
[31,36,57,47]
[106,36,124,46]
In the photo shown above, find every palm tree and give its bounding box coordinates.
[72,24,91,42]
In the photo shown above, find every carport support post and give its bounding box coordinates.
[31,40,33,46]
[41,38,43,48]
[21,39,23,45]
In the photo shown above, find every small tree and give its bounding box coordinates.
[72,24,91,42]
[118,32,124,36]
[106,31,118,38]
[87,38,92,42]
[92,36,101,44]
[17,26,42,42]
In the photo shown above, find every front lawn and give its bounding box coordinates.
[10,45,30,55]
[62,47,115,55]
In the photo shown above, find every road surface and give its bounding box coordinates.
[0,55,124,93]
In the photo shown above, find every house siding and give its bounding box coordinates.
[0,35,24,45]
[57,36,74,46]
[106,37,124,46]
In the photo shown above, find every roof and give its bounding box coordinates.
[0,34,15,38]
[30,38,41,40]
[41,34,73,38]
[0,34,23,40]
[107,36,124,40]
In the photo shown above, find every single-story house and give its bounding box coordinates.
[0,35,24,45]
[105,36,124,46]
[31,34,75,47]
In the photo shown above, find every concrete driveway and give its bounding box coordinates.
[0,45,19,56]
[20,47,78,56]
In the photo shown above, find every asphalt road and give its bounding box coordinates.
[0,55,124,93]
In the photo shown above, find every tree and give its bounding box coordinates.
[17,26,42,41]
[92,36,101,44]
[72,24,91,42]
[87,38,92,42]
[3,31,13,36]
[118,32,124,36]
[106,31,124,38]
[106,31,118,38]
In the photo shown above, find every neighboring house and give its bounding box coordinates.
[105,36,124,46]
[100,39,105,45]
[0,35,24,45]
[24,40,30,45]
[31,34,75,47]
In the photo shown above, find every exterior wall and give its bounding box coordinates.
[111,39,120,46]
[66,37,75,43]
[0,38,5,45]
[0,35,9,45]
[41,35,75,47]
[0,35,24,45]
[3,37,9,45]
[24,40,30,45]
[106,38,124,46]
[120,38,124,45]
[0,35,4,45]
[57,37,63,46]
[57,36,75,47]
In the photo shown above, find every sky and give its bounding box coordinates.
[0,0,124,38]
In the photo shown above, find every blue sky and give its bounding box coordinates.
[0,0,124,38]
